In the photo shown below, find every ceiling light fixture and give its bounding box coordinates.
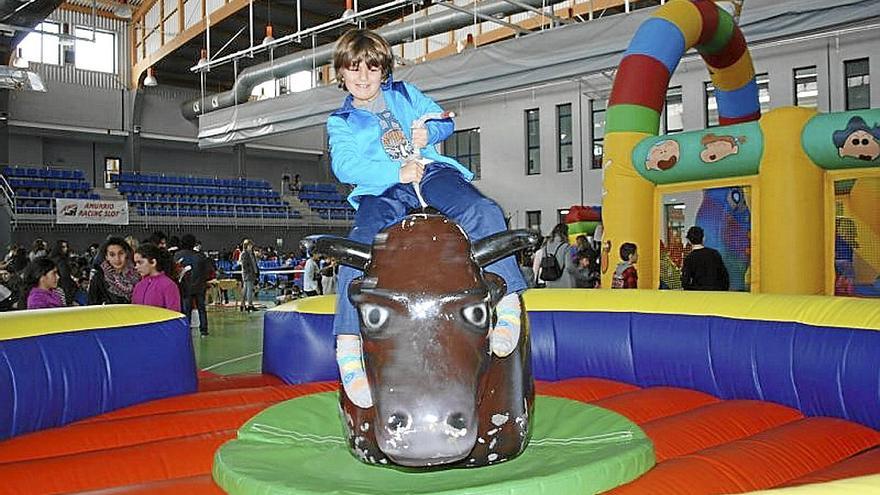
[262,24,274,44]
[113,2,133,19]
[197,48,208,68]
[143,67,158,87]
[263,0,274,45]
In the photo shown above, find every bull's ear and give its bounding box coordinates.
[484,273,507,306]
[312,236,371,271]
[473,229,541,268]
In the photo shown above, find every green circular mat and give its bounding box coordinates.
[213,392,655,495]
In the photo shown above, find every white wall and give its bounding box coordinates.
[450,82,603,235]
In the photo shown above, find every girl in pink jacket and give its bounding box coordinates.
[132,243,181,313]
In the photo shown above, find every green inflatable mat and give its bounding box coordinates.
[213,392,655,495]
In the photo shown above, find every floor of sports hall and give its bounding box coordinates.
[192,291,277,376]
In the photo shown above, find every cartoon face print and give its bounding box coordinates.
[700,134,746,163]
[832,116,880,162]
[645,139,680,171]
[838,130,880,161]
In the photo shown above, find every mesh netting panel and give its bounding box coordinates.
[834,176,880,298]
[660,186,752,291]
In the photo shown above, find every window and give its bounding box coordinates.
[557,104,573,172]
[793,66,818,108]
[665,86,684,133]
[706,73,769,127]
[526,109,541,175]
[444,128,481,179]
[705,81,719,127]
[15,21,61,66]
[757,73,770,114]
[105,157,120,188]
[591,100,605,169]
[845,58,870,110]
[526,210,542,233]
[75,27,116,73]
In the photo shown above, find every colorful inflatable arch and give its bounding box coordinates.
[602,0,880,294]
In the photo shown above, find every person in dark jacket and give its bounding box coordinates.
[239,239,260,312]
[174,234,215,336]
[681,226,730,291]
[88,237,140,305]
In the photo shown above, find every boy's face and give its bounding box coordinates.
[342,61,382,104]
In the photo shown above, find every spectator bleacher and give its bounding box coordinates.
[111,171,301,220]
[298,183,355,220]
[2,166,100,215]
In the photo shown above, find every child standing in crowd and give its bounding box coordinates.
[132,243,181,312]
[88,237,140,305]
[327,29,526,409]
[612,242,639,289]
[23,257,64,309]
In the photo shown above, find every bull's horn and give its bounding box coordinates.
[472,229,541,267]
[313,236,371,271]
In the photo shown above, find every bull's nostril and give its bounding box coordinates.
[387,412,411,431]
[447,412,468,431]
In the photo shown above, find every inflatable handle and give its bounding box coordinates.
[606,0,760,135]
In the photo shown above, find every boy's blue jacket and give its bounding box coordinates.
[327,78,474,208]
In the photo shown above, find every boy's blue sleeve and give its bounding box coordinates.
[327,115,400,187]
[404,82,453,144]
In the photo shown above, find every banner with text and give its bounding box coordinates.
[55,198,129,225]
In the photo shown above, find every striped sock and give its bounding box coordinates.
[336,335,373,409]
[490,293,522,357]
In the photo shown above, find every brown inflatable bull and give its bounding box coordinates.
[316,214,538,468]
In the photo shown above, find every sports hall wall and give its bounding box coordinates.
[457,26,878,236]
[7,83,330,188]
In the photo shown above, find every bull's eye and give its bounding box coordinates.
[462,303,489,328]
[360,304,389,330]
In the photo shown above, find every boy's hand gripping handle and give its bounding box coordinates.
[408,111,456,209]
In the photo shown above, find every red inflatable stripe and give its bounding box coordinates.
[719,110,762,126]
[593,387,719,424]
[78,382,337,423]
[642,400,803,462]
[0,402,273,464]
[0,430,235,495]
[608,55,671,112]
[703,27,746,69]
[784,447,880,487]
[535,377,637,402]
[693,0,719,46]
[67,475,223,495]
[197,372,284,392]
[607,417,880,494]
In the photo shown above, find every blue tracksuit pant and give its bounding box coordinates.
[333,164,526,335]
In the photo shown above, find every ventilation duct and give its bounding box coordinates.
[0,65,46,91]
[182,0,550,120]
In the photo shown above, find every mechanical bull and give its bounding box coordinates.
[316,214,538,468]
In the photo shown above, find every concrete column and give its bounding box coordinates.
[0,90,9,166]
[126,90,143,172]
[235,144,246,177]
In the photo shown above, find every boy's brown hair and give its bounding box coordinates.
[333,29,393,89]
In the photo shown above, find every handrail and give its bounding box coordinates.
[0,174,15,210]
